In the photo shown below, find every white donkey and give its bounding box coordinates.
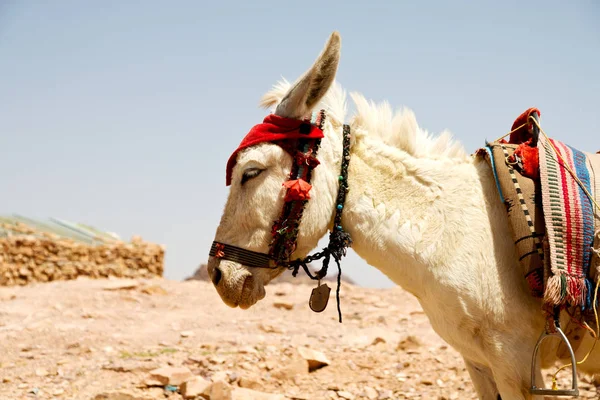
[207,32,600,399]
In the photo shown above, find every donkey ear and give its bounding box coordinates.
[275,32,341,119]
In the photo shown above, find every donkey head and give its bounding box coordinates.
[207,32,343,309]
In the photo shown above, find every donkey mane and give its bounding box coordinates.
[260,79,468,161]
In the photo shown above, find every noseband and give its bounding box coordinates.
[209,110,352,322]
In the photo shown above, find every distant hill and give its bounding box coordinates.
[186,263,355,285]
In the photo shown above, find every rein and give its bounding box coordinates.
[209,110,352,322]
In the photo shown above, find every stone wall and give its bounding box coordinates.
[0,222,164,286]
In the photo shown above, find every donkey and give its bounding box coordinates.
[206,32,600,399]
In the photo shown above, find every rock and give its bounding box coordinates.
[362,386,378,400]
[337,391,355,400]
[238,376,263,390]
[238,346,258,356]
[377,390,393,400]
[296,346,330,371]
[103,360,158,373]
[102,280,139,291]
[259,323,284,334]
[180,330,194,338]
[210,380,233,400]
[146,366,193,386]
[35,367,49,377]
[180,376,211,399]
[93,391,148,400]
[271,359,309,380]
[209,355,227,364]
[396,335,421,351]
[371,337,386,346]
[211,370,232,383]
[232,387,285,400]
[140,285,168,295]
[273,302,294,310]
[143,377,164,387]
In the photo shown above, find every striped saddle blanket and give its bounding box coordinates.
[478,112,600,323]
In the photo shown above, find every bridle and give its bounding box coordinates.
[209,110,352,322]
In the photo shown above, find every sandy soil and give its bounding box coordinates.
[0,278,598,400]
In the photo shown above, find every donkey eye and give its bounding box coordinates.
[241,168,264,185]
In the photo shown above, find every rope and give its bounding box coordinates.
[491,122,528,144]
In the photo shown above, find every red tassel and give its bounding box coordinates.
[513,140,540,179]
[283,179,312,201]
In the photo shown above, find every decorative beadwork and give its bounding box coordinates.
[285,123,353,323]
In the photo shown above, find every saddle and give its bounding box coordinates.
[477,108,600,358]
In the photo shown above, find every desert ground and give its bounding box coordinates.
[1,277,598,400]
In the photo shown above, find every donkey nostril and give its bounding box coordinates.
[212,267,222,286]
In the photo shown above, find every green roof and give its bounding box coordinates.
[0,214,121,245]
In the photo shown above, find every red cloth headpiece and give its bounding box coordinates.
[225,114,324,186]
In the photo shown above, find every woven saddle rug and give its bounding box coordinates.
[478,111,600,355]
[538,135,600,313]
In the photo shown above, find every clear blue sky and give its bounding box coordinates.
[1,1,598,287]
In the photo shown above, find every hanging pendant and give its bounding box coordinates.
[309,281,331,313]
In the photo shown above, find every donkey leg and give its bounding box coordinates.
[494,374,530,400]
[464,359,500,399]
[492,362,546,400]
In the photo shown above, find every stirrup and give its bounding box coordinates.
[530,323,579,397]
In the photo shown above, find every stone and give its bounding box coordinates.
[102,280,139,291]
[180,330,194,338]
[146,366,193,386]
[258,323,284,334]
[232,387,285,400]
[273,302,294,310]
[377,390,393,400]
[93,391,147,400]
[371,337,386,346]
[210,380,233,400]
[296,346,330,371]
[238,376,263,390]
[238,346,259,355]
[396,335,421,351]
[140,285,168,295]
[211,370,232,383]
[337,391,355,400]
[362,386,378,400]
[180,376,211,399]
[143,377,164,387]
[271,359,309,380]
[209,355,227,364]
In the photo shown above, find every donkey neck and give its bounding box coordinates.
[341,133,484,295]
